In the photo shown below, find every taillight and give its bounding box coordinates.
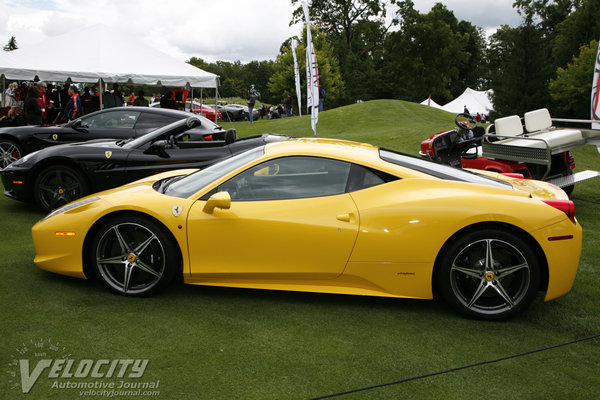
[542,199,575,222]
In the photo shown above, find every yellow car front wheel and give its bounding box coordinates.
[91,215,179,296]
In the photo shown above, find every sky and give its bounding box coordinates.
[0,0,523,64]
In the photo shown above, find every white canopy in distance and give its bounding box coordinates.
[0,24,218,88]
[421,88,494,115]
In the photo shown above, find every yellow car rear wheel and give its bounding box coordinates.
[437,229,540,320]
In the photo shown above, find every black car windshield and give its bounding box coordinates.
[122,117,202,149]
[164,146,266,198]
[380,149,512,188]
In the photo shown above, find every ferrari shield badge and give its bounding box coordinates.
[52,134,58,141]
[105,151,112,159]
[172,205,183,217]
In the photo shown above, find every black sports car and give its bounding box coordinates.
[0,107,227,168]
[2,116,288,211]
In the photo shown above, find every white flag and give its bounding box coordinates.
[592,38,600,130]
[302,1,320,136]
[291,38,302,117]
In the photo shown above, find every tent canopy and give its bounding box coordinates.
[0,24,218,88]
[441,88,494,115]
[420,97,445,110]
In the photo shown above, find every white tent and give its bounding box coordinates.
[0,24,218,88]
[442,88,494,115]
[420,97,445,110]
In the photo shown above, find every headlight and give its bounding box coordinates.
[41,196,100,221]
[10,150,40,167]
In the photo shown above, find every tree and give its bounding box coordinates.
[3,36,17,51]
[187,57,276,101]
[552,0,600,68]
[487,23,554,117]
[549,40,598,118]
[290,0,390,51]
[380,1,486,103]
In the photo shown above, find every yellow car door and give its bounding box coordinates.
[186,156,360,279]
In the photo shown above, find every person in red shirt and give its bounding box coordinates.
[37,81,48,123]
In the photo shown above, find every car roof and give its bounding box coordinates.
[262,138,389,171]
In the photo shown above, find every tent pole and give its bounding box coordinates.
[99,78,104,110]
[215,85,219,123]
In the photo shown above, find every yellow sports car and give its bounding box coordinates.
[31,138,582,320]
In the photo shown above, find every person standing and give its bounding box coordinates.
[24,85,42,125]
[37,81,48,123]
[284,93,292,117]
[319,87,325,112]
[133,90,149,106]
[160,91,177,109]
[4,82,17,107]
[247,92,256,123]
[63,85,82,121]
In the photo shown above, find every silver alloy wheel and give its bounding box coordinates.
[95,222,166,295]
[449,238,530,316]
[0,140,21,168]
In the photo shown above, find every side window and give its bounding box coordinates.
[218,156,352,201]
[346,164,399,192]
[134,113,178,134]
[81,110,141,129]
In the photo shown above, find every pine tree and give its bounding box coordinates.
[3,36,18,51]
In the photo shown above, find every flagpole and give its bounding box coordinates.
[591,38,600,130]
[291,38,302,117]
[302,1,320,136]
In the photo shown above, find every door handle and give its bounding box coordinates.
[336,213,352,222]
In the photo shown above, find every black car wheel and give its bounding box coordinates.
[91,216,179,296]
[34,165,89,212]
[0,139,23,168]
[437,229,540,320]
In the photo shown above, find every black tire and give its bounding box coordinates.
[91,215,179,296]
[436,229,540,320]
[33,165,89,212]
[0,139,23,168]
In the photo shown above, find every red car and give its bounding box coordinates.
[185,100,222,120]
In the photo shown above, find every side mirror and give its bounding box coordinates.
[203,191,231,214]
[70,119,85,131]
[144,141,170,158]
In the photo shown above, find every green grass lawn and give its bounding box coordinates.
[1,100,599,399]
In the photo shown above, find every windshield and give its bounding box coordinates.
[123,117,200,149]
[165,146,265,198]
[380,149,512,188]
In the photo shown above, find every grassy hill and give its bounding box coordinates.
[220,99,456,151]
[1,100,599,399]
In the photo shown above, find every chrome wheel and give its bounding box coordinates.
[34,166,88,212]
[438,230,539,320]
[0,140,22,168]
[92,217,178,296]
